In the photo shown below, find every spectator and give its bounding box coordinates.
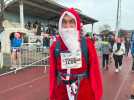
[27,21,31,29]
[36,22,42,35]
[36,38,42,52]
[10,32,23,69]
[43,33,50,48]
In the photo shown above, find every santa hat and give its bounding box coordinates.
[59,8,81,39]
[15,32,21,38]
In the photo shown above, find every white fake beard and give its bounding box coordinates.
[60,28,80,53]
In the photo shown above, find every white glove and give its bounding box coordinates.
[71,82,78,94]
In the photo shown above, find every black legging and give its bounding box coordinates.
[102,54,109,68]
[132,55,134,70]
[113,54,123,69]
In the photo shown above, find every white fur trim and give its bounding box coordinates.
[59,11,77,35]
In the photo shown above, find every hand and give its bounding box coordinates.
[71,83,78,94]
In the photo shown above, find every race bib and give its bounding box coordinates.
[12,48,17,52]
[60,52,82,69]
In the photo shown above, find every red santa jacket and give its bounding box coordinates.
[49,38,103,100]
[49,8,103,100]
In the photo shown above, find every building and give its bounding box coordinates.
[0,0,98,53]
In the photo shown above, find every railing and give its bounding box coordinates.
[20,43,49,67]
[0,43,49,76]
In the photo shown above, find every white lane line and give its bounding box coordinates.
[0,74,47,94]
[114,61,131,100]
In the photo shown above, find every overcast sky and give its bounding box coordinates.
[56,0,134,33]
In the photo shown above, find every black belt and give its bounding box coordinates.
[63,80,76,85]
[57,71,89,84]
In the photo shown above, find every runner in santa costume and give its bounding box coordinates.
[49,8,103,100]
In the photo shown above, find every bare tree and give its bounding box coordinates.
[99,24,111,33]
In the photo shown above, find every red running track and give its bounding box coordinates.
[0,67,49,100]
[0,55,134,100]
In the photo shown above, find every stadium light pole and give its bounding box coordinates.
[19,0,24,29]
[115,0,121,38]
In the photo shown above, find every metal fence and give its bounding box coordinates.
[0,43,49,76]
[20,43,49,67]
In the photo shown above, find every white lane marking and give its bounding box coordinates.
[0,74,47,94]
[114,60,131,100]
